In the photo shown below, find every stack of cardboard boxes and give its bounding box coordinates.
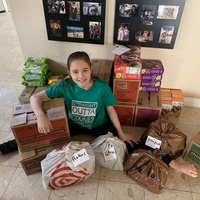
[112,47,165,127]
[133,59,164,127]
[140,59,164,92]
[161,88,184,118]
[10,98,70,175]
[113,46,141,126]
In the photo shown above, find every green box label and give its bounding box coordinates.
[187,143,200,166]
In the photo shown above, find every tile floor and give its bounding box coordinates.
[0,12,200,200]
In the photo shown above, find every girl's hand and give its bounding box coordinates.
[36,113,53,133]
[119,132,138,147]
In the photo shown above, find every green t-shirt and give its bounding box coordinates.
[45,79,117,129]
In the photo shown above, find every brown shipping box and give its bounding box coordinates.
[161,88,184,118]
[19,142,66,175]
[18,87,36,104]
[134,91,162,127]
[114,104,135,126]
[183,132,200,169]
[18,86,48,105]
[11,98,70,152]
[113,79,140,104]
[91,59,113,84]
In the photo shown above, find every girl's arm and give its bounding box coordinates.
[106,106,137,147]
[30,91,53,133]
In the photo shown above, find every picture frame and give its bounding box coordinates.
[113,0,186,49]
[42,0,106,44]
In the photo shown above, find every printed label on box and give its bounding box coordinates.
[187,143,200,166]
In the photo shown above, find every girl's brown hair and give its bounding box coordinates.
[67,51,91,72]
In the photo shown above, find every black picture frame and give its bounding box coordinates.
[113,0,186,49]
[42,0,106,44]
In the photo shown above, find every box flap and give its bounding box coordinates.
[18,87,36,99]
[150,92,161,108]
[137,92,149,107]
[11,113,27,126]
[192,132,200,143]
[12,104,33,115]
[46,106,66,120]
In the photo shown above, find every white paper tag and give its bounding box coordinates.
[103,143,117,161]
[145,136,162,149]
[72,148,90,167]
[111,45,130,55]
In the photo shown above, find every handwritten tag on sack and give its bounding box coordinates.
[72,148,90,167]
[103,143,117,161]
[145,136,162,149]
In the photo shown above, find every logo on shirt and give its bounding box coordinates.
[72,100,97,127]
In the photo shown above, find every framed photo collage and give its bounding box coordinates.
[42,0,105,44]
[43,0,186,49]
[113,0,186,49]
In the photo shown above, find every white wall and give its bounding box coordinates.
[8,0,200,98]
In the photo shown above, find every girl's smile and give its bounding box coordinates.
[69,59,93,90]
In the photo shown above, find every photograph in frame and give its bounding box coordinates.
[89,21,101,40]
[68,1,81,21]
[47,0,66,14]
[158,25,174,44]
[49,19,62,37]
[140,5,156,25]
[83,2,102,16]
[118,4,139,17]
[135,30,154,43]
[117,23,130,41]
[67,26,84,38]
[157,5,179,20]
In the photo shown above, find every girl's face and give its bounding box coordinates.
[69,59,92,90]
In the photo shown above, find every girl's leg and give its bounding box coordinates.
[168,160,198,177]
[68,118,87,136]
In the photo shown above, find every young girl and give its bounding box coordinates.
[30,51,197,178]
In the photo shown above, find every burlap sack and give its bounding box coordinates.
[140,118,186,159]
[124,149,169,194]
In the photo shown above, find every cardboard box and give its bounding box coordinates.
[114,104,135,126]
[18,86,48,105]
[114,55,141,80]
[19,143,66,175]
[141,74,162,81]
[134,91,162,127]
[18,87,36,104]
[139,79,161,92]
[11,99,70,152]
[160,88,184,118]
[140,80,161,87]
[139,86,160,92]
[183,132,200,169]
[91,59,113,84]
[113,79,140,104]
[141,59,164,75]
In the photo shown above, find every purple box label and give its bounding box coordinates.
[141,74,162,80]
[139,86,160,92]
[140,81,161,87]
[141,68,164,75]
